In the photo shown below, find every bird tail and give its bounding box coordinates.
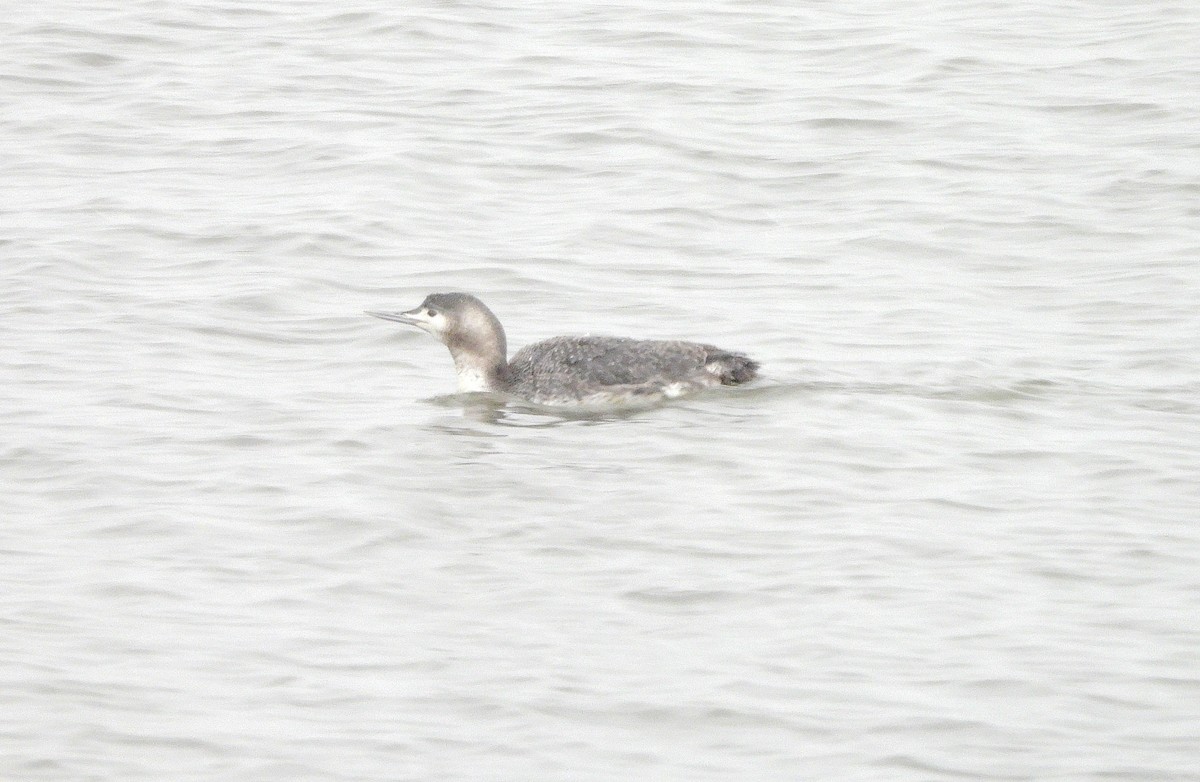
[704,350,760,385]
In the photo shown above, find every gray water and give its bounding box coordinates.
[3,1,1199,780]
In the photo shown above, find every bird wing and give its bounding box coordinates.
[510,336,713,388]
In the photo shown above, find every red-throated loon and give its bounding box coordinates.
[367,293,759,406]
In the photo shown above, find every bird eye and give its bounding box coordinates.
[426,309,437,317]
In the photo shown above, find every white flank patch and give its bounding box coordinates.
[662,382,690,398]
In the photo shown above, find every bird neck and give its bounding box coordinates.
[450,348,508,393]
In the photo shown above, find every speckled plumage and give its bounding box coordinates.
[367,293,759,407]
[507,335,756,404]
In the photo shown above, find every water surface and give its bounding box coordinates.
[3,1,1198,780]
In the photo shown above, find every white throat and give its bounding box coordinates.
[455,364,491,392]
[451,351,503,393]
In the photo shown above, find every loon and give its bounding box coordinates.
[367,292,759,406]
